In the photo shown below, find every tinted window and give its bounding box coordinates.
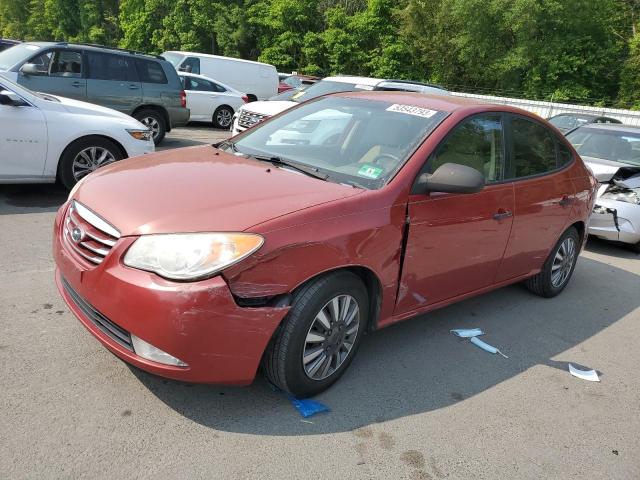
[50,50,82,77]
[187,76,225,92]
[87,52,137,81]
[557,142,574,167]
[136,59,167,84]
[181,57,200,74]
[510,117,557,178]
[429,114,504,183]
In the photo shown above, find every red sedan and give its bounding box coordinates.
[54,92,596,397]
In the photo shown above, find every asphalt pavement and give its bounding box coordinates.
[1,125,639,479]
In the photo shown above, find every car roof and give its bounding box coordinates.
[165,51,274,68]
[577,123,639,133]
[334,91,499,113]
[324,76,383,86]
[18,42,164,60]
[552,113,616,120]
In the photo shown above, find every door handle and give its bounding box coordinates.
[128,84,140,90]
[493,209,513,221]
[558,195,572,208]
[72,81,85,87]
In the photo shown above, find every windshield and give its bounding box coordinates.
[0,43,42,70]
[567,128,640,166]
[289,80,375,103]
[227,96,447,189]
[161,52,184,68]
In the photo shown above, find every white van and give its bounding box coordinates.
[162,51,278,101]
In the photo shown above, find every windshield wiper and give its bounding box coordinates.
[251,154,329,181]
[215,140,239,154]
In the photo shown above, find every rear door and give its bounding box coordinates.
[495,114,575,282]
[182,75,221,121]
[85,51,141,114]
[18,49,87,101]
[395,113,515,314]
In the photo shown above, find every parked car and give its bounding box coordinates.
[0,74,154,189]
[0,42,189,144]
[179,72,248,128]
[0,39,21,52]
[278,74,320,93]
[567,124,640,251]
[54,92,596,397]
[162,51,278,101]
[231,76,450,135]
[548,113,621,134]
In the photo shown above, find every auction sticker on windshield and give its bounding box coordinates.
[357,164,384,179]
[386,104,438,118]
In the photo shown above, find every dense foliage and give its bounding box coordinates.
[1,0,638,107]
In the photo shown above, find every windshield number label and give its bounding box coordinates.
[386,104,437,118]
[357,164,384,179]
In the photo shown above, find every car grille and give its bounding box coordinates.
[63,201,120,266]
[62,277,133,351]
[237,110,270,130]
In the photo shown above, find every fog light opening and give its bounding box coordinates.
[131,334,188,367]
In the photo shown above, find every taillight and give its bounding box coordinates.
[241,95,249,103]
[180,90,187,108]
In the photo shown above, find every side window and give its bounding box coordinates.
[180,76,189,89]
[211,81,226,92]
[87,52,137,82]
[181,57,200,74]
[136,59,168,84]
[429,114,504,183]
[188,77,215,91]
[509,116,557,178]
[27,51,53,74]
[557,142,574,167]
[49,50,83,78]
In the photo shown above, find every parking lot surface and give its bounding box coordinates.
[1,126,639,479]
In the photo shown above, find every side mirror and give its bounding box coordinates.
[20,63,46,76]
[421,163,485,194]
[0,90,27,106]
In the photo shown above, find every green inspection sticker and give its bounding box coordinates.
[357,164,384,179]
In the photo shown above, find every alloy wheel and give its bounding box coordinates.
[551,236,576,288]
[302,294,360,381]
[140,116,160,139]
[216,108,233,128]
[72,146,117,181]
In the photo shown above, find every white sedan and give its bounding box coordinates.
[0,74,154,189]
[179,72,248,129]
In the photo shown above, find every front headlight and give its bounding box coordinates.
[123,233,264,281]
[127,129,153,142]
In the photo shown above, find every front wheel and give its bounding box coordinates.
[133,109,166,144]
[58,136,124,189]
[212,105,234,129]
[262,271,368,397]
[525,227,580,297]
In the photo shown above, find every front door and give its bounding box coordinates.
[0,83,47,179]
[395,113,514,314]
[18,49,87,102]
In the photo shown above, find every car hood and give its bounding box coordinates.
[73,145,363,236]
[582,156,640,184]
[51,95,144,125]
[240,100,296,117]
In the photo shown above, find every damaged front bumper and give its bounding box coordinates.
[589,199,640,245]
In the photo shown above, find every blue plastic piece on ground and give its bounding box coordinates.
[288,395,331,418]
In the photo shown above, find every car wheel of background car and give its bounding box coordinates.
[58,136,124,190]
[133,109,166,145]
[525,226,580,298]
[213,106,234,129]
[630,241,640,254]
[262,271,369,397]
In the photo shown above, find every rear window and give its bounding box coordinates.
[136,59,167,84]
[87,52,138,82]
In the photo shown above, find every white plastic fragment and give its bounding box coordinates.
[450,328,484,338]
[568,364,600,382]
[469,336,509,358]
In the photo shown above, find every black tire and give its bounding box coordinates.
[525,227,580,298]
[212,105,234,129]
[262,271,369,397]
[58,136,124,190]
[133,109,166,144]
[629,241,640,254]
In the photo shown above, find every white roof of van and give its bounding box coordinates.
[323,76,383,86]
[164,51,275,69]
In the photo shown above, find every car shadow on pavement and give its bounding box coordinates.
[131,254,639,436]
[584,236,639,260]
[0,184,67,215]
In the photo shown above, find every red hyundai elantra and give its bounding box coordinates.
[54,92,597,397]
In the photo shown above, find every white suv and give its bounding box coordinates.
[231,76,449,135]
[0,74,154,188]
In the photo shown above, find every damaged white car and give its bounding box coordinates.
[567,124,640,252]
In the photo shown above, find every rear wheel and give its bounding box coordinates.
[58,136,124,189]
[525,227,580,297]
[133,109,166,144]
[262,271,368,397]
[212,105,234,129]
